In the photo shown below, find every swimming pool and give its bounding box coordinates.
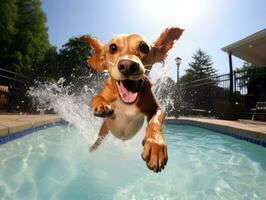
[0,123,266,199]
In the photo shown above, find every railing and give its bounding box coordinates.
[0,68,31,111]
[180,73,230,89]
[178,66,266,120]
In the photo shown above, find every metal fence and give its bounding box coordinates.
[179,66,266,120]
[234,67,266,114]
[0,68,31,112]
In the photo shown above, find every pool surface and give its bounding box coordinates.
[0,124,266,199]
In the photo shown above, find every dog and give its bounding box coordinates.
[84,27,183,172]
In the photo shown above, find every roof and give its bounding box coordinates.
[222,29,266,66]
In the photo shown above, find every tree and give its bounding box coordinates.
[0,0,50,74]
[179,49,217,114]
[0,0,17,68]
[57,36,105,91]
[242,61,252,68]
[57,36,93,82]
[34,36,103,91]
[180,48,217,82]
[235,61,252,89]
[33,45,58,81]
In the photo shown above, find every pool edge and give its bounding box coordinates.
[0,115,65,145]
[165,118,266,148]
[1,115,265,148]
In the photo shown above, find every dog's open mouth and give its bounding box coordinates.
[116,79,143,104]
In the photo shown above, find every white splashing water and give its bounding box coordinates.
[28,64,176,146]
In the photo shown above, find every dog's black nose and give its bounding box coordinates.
[118,60,139,77]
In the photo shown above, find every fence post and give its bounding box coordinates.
[234,70,237,103]
[228,53,234,103]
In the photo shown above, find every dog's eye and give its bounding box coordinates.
[109,43,117,54]
[139,43,150,54]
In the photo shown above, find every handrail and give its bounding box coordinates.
[0,68,30,80]
[0,74,26,83]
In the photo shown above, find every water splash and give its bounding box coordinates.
[28,77,101,143]
[150,63,178,115]
[28,64,177,145]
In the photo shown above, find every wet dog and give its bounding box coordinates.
[84,27,183,172]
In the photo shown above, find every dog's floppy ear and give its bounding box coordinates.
[152,27,184,63]
[83,35,106,72]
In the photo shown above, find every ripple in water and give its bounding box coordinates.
[1,125,266,199]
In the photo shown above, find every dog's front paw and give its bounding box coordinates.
[142,134,168,173]
[93,103,114,118]
[89,144,97,152]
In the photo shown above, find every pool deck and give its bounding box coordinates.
[0,114,62,137]
[166,117,266,143]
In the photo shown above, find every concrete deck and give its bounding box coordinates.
[0,114,62,137]
[166,117,266,143]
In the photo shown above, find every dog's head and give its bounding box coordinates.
[84,27,183,104]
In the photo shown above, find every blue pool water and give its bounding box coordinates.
[0,124,266,200]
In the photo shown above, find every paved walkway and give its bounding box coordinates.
[0,114,62,137]
[177,117,266,134]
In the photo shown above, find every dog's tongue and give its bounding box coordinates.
[116,81,138,103]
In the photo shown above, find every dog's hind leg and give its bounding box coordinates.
[89,120,109,152]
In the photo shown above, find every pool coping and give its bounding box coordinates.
[0,120,66,145]
[166,117,266,148]
[1,114,266,148]
[0,114,63,145]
